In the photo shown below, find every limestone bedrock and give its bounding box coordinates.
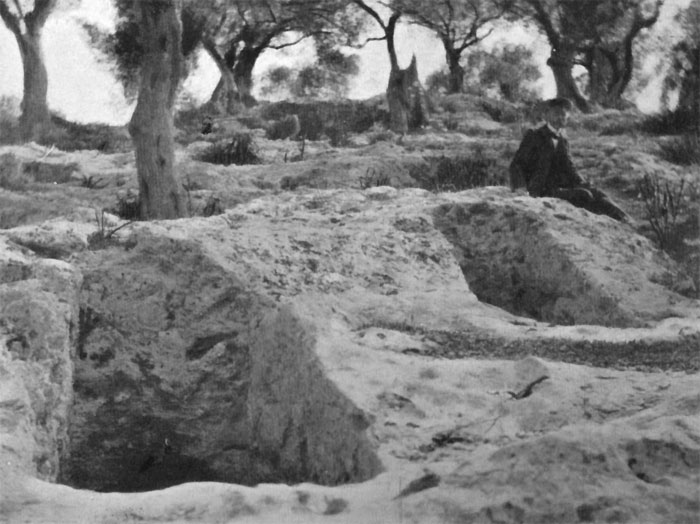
[1,187,699,523]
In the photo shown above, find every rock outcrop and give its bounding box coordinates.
[0,237,81,481]
[1,187,698,523]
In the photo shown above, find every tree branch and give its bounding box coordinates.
[25,0,57,31]
[0,1,22,38]
[350,0,387,31]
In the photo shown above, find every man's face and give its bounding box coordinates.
[545,107,569,130]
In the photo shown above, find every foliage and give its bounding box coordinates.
[0,95,20,143]
[479,98,522,123]
[658,133,700,166]
[636,173,693,249]
[367,126,397,144]
[425,69,451,94]
[266,115,301,140]
[0,153,26,191]
[110,189,141,220]
[262,46,359,100]
[359,167,392,189]
[261,100,386,141]
[397,0,515,93]
[83,0,210,100]
[33,114,132,153]
[418,147,505,192]
[468,44,541,102]
[515,0,662,108]
[196,134,261,165]
[91,0,365,108]
[661,0,700,131]
[641,110,699,135]
[88,209,134,250]
[78,174,108,189]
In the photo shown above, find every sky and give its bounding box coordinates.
[0,0,689,125]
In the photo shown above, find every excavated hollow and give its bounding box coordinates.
[60,238,381,492]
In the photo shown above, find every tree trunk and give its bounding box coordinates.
[547,47,590,113]
[384,12,416,134]
[17,31,51,141]
[676,45,700,132]
[128,0,186,220]
[203,42,240,114]
[445,46,465,94]
[386,68,409,134]
[233,46,259,108]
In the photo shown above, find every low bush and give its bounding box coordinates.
[479,98,522,124]
[367,127,396,144]
[0,153,27,191]
[637,173,693,249]
[359,167,392,189]
[658,133,700,165]
[418,147,506,192]
[266,115,301,140]
[641,109,697,135]
[196,133,260,165]
[0,95,20,144]
[261,100,387,141]
[110,189,141,220]
[35,115,132,153]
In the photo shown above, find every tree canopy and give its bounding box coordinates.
[397,0,515,93]
[515,0,663,111]
[86,0,364,111]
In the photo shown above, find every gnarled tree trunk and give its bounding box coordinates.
[233,45,261,108]
[203,41,240,115]
[547,46,590,113]
[17,30,51,141]
[384,15,428,133]
[0,1,57,142]
[128,0,186,220]
[445,46,465,94]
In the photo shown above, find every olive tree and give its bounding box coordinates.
[0,0,58,140]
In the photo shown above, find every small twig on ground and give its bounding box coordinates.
[39,144,56,160]
[394,472,441,499]
[507,375,549,400]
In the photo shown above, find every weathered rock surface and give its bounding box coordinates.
[1,188,699,523]
[0,237,81,481]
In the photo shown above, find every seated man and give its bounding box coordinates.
[510,97,628,222]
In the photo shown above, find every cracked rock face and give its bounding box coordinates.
[433,191,696,327]
[65,235,380,492]
[1,187,699,524]
[0,237,81,481]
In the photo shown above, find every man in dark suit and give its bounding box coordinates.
[509,98,628,222]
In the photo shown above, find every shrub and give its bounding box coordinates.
[479,98,522,124]
[196,133,260,165]
[641,110,696,135]
[359,167,392,189]
[266,115,301,140]
[260,100,387,141]
[368,127,396,144]
[658,133,700,165]
[419,147,505,192]
[0,153,27,191]
[0,95,20,143]
[88,209,134,250]
[35,115,132,153]
[637,173,692,249]
[110,189,141,220]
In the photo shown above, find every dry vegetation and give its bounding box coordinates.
[0,93,698,294]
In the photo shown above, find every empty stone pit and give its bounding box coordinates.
[58,236,381,493]
[432,197,691,328]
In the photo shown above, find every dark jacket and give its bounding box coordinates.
[509,124,586,197]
